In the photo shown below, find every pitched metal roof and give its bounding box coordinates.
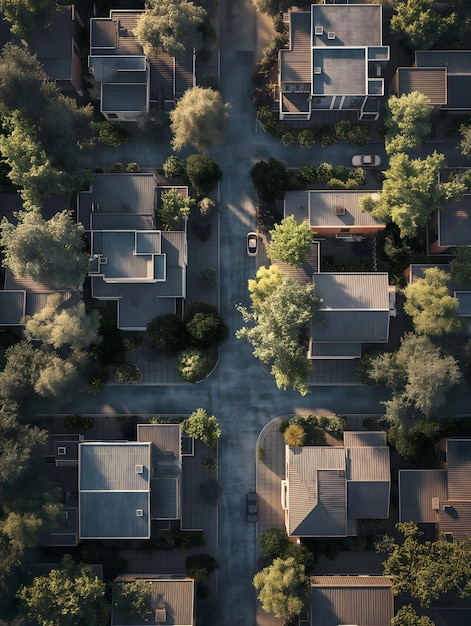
[79,443,151,539]
[439,501,471,539]
[347,446,390,482]
[102,82,147,113]
[0,291,25,325]
[444,75,471,110]
[151,478,179,519]
[416,50,471,74]
[347,481,390,519]
[344,431,387,447]
[446,438,471,500]
[309,342,362,358]
[112,576,195,626]
[397,67,447,105]
[310,576,394,626]
[280,11,311,84]
[315,272,390,310]
[437,195,471,247]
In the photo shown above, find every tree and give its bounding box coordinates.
[23,295,101,351]
[378,522,471,607]
[1,0,57,39]
[253,557,310,620]
[359,152,467,239]
[182,408,221,448]
[186,154,222,193]
[248,264,283,315]
[185,310,228,347]
[451,246,471,285]
[237,273,319,395]
[403,267,463,335]
[93,121,130,147]
[147,314,187,355]
[384,92,433,154]
[250,158,291,202]
[252,0,284,16]
[267,215,312,268]
[177,347,213,382]
[390,0,447,50]
[460,123,471,157]
[185,554,219,582]
[170,87,230,152]
[0,209,88,289]
[18,555,109,626]
[133,0,207,58]
[392,606,435,626]
[114,363,143,384]
[163,155,185,179]
[157,189,193,230]
[368,333,461,425]
[259,527,289,559]
[113,580,151,620]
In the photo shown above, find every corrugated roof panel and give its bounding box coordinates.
[347,480,390,519]
[438,196,471,248]
[306,190,384,229]
[399,470,447,523]
[347,446,390,481]
[439,501,471,539]
[151,477,178,519]
[80,491,149,538]
[344,431,387,448]
[102,82,147,112]
[416,50,471,74]
[315,273,389,311]
[91,19,117,50]
[80,443,150,491]
[310,342,361,358]
[0,291,25,325]
[311,575,392,587]
[280,11,311,84]
[444,75,471,110]
[447,439,471,500]
[397,67,447,105]
[313,310,390,343]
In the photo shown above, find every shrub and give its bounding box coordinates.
[348,125,370,147]
[259,527,289,559]
[326,178,346,189]
[281,131,295,146]
[87,368,108,394]
[91,327,126,366]
[297,164,317,184]
[199,480,222,507]
[109,161,123,172]
[198,267,217,289]
[94,121,130,146]
[356,351,381,385]
[203,456,217,471]
[199,73,220,91]
[186,154,223,193]
[198,197,216,216]
[285,543,315,573]
[258,446,264,460]
[345,178,359,189]
[65,414,94,429]
[186,554,219,582]
[114,363,143,384]
[320,127,336,147]
[177,348,214,382]
[348,167,366,185]
[193,217,212,241]
[183,408,221,448]
[122,333,142,350]
[388,424,437,466]
[163,155,185,179]
[333,165,348,182]
[334,120,352,140]
[186,309,228,347]
[326,414,348,437]
[136,108,168,143]
[283,424,306,447]
[298,129,315,148]
[289,415,326,446]
[126,162,140,172]
[147,314,186,356]
[316,162,333,182]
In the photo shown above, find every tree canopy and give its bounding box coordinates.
[1,0,57,39]
[390,0,447,50]
[384,92,433,154]
[248,264,283,315]
[367,333,461,425]
[267,215,313,268]
[186,154,222,193]
[392,605,436,626]
[403,267,463,336]
[133,0,207,58]
[19,555,109,626]
[451,246,471,286]
[250,158,291,202]
[113,580,152,620]
[170,87,230,152]
[253,557,310,619]
[158,189,193,230]
[0,209,88,289]
[359,152,469,239]
[378,522,471,607]
[237,271,319,395]
[182,408,221,448]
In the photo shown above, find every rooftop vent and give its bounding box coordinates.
[299,203,305,210]
[314,67,322,75]
[57,447,67,455]
[135,464,144,474]
[335,205,346,215]
[155,609,167,623]
[136,509,144,517]
[328,31,336,40]
[315,25,323,35]
[432,497,440,511]
[100,257,107,264]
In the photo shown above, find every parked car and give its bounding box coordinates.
[352,154,381,167]
[247,232,258,256]
[246,491,258,522]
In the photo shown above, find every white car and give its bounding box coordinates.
[247,232,258,256]
[352,155,381,167]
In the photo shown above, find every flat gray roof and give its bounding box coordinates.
[313,47,366,96]
[312,5,382,48]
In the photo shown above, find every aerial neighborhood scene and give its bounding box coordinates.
[2,0,471,624]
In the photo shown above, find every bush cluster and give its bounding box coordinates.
[297,162,366,188]
[65,414,94,429]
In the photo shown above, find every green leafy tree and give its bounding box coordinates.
[158,189,193,230]
[390,0,446,50]
[359,152,467,239]
[177,347,213,382]
[185,554,219,582]
[403,267,463,335]
[23,295,101,351]
[18,555,109,626]
[114,363,143,384]
[113,580,152,620]
[133,0,207,58]
[186,154,222,193]
[460,123,471,157]
[252,0,284,16]
[163,155,185,179]
[267,215,312,268]
[0,209,88,289]
[250,158,291,201]
[392,606,435,626]
[259,527,289,559]
[368,333,461,425]
[385,92,433,154]
[93,121,130,147]
[237,273,319,396]
[2,0,57,39]
[248,265,283,315]
[451,246,471,285]
[182,408,221,448]
[378,522,471,607]
[185,306,228,347]
[147,314,187,355]
[253,557,310,620]
[170,87,230,152]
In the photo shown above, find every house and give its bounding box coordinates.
[279,4,389,121]
[89,10,194,121]
[399,438,471,540]
[393,51,471,112]
[310,575,394,626]
[112,575,195,626]
[285,190,385,239]
[25,4,84,95]
[77,173,187,331]
[310,272,394,359]
[428,193,471,254]
[281,431,390,537]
